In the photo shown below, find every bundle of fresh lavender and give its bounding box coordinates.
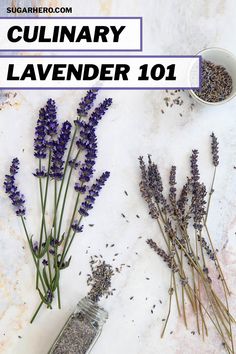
[4,90,112,322]
[139,134,235,353]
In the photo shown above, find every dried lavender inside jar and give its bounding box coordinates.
[194,60,233,102]
[49,257,116,354]
[49,297,108,354]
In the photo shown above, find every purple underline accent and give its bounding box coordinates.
[0,87,200,90]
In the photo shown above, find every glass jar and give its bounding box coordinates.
[48,297,108,354]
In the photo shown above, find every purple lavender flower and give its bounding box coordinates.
[89,98,112,127]
[34,108,47,159]
[50,121,72,180]
[69,159,80,170]
[71,221,84,233]
[33,99,59,180]
[78,171,110,217]
[44,98,58,137]
[33,167,48,178]
[76,89,99,118]
[42,259,48,266]
[4,158,26,217]
[74,183,87,193]
[210,132,219,167]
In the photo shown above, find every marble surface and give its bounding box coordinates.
[0,0,236,353]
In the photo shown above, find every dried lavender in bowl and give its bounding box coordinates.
[140,133,235,352]
[3,90,112,322]
[195,60,233,102]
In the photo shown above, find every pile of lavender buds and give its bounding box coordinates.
[3,90,112,322]
[195,60,233,102]
[139,133,235,353]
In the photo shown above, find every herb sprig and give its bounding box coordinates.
[4,90,112,322]
[139,133,235,353]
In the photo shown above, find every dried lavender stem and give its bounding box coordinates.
[191,266,201,334]
[180,251,188,328]
[195,231,205,337]
[204,224,230,295]
[204,167,230,294]
[173,271,181,317]
[188,287,233,354]
[174,236,234,330]
[161,271,174,338]
[205,167,216,224]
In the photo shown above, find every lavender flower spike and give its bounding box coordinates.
[210,132,219,167]
[34,107,47,159]
[78,171,110,217]
[4,158,26,216]
[50,120,72,180]
[77,89,99,118]
[89,98,112,128]
[45,98,58,138]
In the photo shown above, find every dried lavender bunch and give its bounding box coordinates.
[140,134,235,353]
[4,90,112,322]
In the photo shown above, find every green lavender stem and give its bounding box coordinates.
[36,153,51,288]
[53,126,78,227]
[57,149,80,241]
[20,216,46,294]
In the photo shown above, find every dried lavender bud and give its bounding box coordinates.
[4,158,26,216]
[177,179,191,216]
[190,149,200,185]
[50,121,72,180]
[146,239,178,272]
[197,235,216,261]
[87,256,114,302]
[147,155,163,194]
[210,132,219,166]
[169,166,177,202]
[192,182,207,231]
[139,156,159,219]
[147,156,168,209]
[195,60,232,103]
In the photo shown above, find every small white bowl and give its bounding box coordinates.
[190,47,236,105]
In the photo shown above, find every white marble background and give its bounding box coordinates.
[0,0,236,353]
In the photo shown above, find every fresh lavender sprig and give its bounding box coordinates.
[78,171,110,217]
[44,98,58,139]
[34,107,47,159]
[77,89,98,117]
[4,158,26,216]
